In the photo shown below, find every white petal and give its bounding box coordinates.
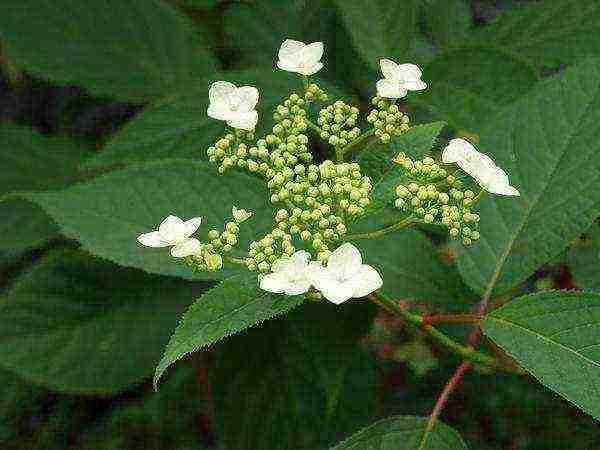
[158,215,186,243]
[404,79,427,91]
[442,138,472,164]
[235,86,260,112]
[481,167,520,196]
[321,280,355,305]
[271,256,294,274]
[137,231,170,248]
[380,58,400,80]
[209,81,237,106]
[352,265,383,298]
[376,79,407,99]
[285,279,312,296]
[300,62,323,76]
[170,238,202,258]
[260,272,291,294]
[291,250,311,267]
[183,217,202,237]
[227,111,258,131]
[207,103,232,121]
[395,63,423,81]
[328,242,362,280]
[277,58,300,72]
[299,42,324,66]
[278,39,306,61]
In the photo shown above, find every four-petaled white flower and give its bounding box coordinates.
[260,251,312,295]
[376,58,427,99]
[442,138,520,197]
[308,243,383,305]
[137,215,203,258]
[232,206,253,223]
[277,39,324,76]
[207,81,259,131]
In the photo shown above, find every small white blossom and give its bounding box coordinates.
[442,138,520,197]
[376,58,427,99]
[232,206,253,223]
[207,81,259,131]
[277,39,324,76]
[137,215,203,258]
[260,251,312,295]
[308,243,383,305]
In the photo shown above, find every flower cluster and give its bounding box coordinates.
[317,101,361,148]
[367,98,410,144]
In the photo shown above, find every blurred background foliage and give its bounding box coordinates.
[1,0,599,448]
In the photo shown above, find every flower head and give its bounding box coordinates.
[277,39,324,76]
[232,206,253,223]
[376,58,427,99]
[137,215,203,258]
[308,243,382,305]
[259,250,312,295]
[442,138,520,196]
[207,81,259,131]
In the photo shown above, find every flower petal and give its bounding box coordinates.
[300,62,323,76]
[235,86,260,112]
[395,63,423,81]
[404,79,427,91]
[299,42,324,65]
[227,110,258,131]
[207,103,232,121]
[277,58,300,72]
[291,250,310,267]
[352,265,383,298]
[137,231,170,247]
[209,81,237,106]
[376,79,407,99]
[260,272,290,294]
[183,217,202,237]
[328,242,362,280]
[442,138,471,164]
[321,279,355,305]
[170,238,202,258]
[278,39,306,61]
[380,58,400,80]
[285,279,312,296]
[158,215,186,243]
[271,256,294,274]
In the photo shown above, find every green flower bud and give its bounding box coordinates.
[225,222,239,234]
[208,230,220,239]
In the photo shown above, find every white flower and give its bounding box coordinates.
[276,39,324,76]
[260,251,312,295]
[207,81,259,131]
[442,138,520,197]
[308,243,383,305]
[232,206,252,223]
[137,215,203,258]
[376,58,427,99]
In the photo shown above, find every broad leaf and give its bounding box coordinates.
[9,159,274,280]
[212,301,378,450]
[482,291,600,420]
[455,58,600,296]
[333,0,419,73]
[153,273,305,389]
[568,222,600,290]
[330,415,468,449]
[0,0,217,102]
[472,0,600,69]
[423,0,472,49]
[0,249,210,394]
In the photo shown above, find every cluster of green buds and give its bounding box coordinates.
[304,82,328,103]
[317,100,361,149]
[367,97,410,144]
[392,153,481,246]
[182,207,253,272]
[206,129,256,174]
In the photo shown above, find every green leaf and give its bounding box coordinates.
[355,230,474,309]
[0,124,94,259]
[153,273,305,389]
[330,415,468,449]
[333,0,419,72]
[455,58,600,296]
[482,291,600,420]
[212,301,378,450]
[471,0,600,69]
[568,222,600,290]
[0,0,217,102]
[80,70,327,170]
[0,248,210,394]
[10,159,274,280]
[414,46,538,132]
[423,0,472,49]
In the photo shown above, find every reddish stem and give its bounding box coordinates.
[422,314,479,326]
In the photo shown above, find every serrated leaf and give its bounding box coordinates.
[80,70,332,170]
[568,222,600,290]
[10,159,274,280]
[333,0,419,72]
[482,291,600,420]
[0,0,217,102]
[354,229,474,309]
[472,0,600,69]
[212,301,378,450]
[455,58,600,297]
[424,0,472,49]
[0,249,210,394]
[330,415,469,449]
[153,273,305,389]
